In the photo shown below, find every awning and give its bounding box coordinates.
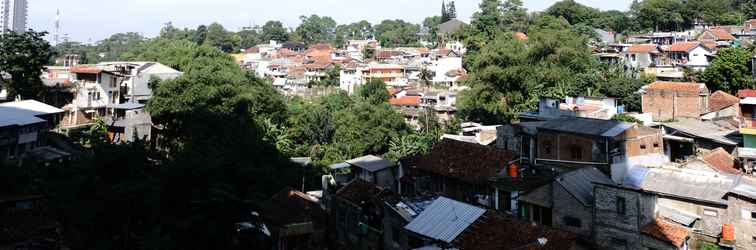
[663,134,695,143]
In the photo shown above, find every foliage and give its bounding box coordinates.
[204,23,241,53]
[261,21,290,43]
[79,119,109,147]
[0,30,51,100]
[423,16,442,46]
[362,46,376,59]
[441,1,457,23]
[330,101,410,158]
[358,79,391,105]
[546,0,600,25]
[385,131,439,161]
[631,0,686,32]
[700,47,755,94]
[294,15,337,45]
[612,113,641,123]
[334,20,374,47]
[374,19,421,47]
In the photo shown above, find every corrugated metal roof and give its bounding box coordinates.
[556,167,614,206]
[404,197,485,243]
[730,177,756,200]
[662,119,738,146]
[518,183,553,208]
[538,117,631,137]
[631,168,737,205]
[658,204,700,226]
[346,155,395,172]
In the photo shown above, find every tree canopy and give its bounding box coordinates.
[0,30,51,100]
[700,47,756,94]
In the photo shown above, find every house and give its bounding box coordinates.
[697,28,736,47]
[258,187,327,250]
[363,64,407,87]
[344,155,397,191]
[281,42,306,53]
[664,42,713,71]
[404,196,577,250]
[520,96,621,121]
[625,44,661,69]
[400,138,518,208]
[738,89,756,173]
[331,180,396,250]
[62,66,124,129]
[723,177,756,250]
[381,196,435,250]
[702,90,740,122]
[96,62,182,103]
[658,119,739,161]
[641,81,709,122]
[546,167,613,240]
[104,102,152,143]
[535,117,664,171]
[0,100,66,164]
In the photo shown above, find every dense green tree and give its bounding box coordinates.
[358,79,391,105]
[334,20,374,47]
[204,23,240,53]
[423,16,442,46]
[545,0,600,25]
[0,30,51,100]
[374,19,421,47]
[700,48,755,94]
[193,25,208,45]
[159,22,194,41]
[260,21,290,42]
[500,0,529,32]
[470,0,503,40]
[331,101,410,158]
[448,1,457,20]
[294,15,337,45]
[631,0,686,31]
[238,29,261,49]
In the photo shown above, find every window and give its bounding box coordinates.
[640,144,647,150]
[653,143,659,148]
[570,146,582,160]
[751,211,756,220]
[616,197,626,215]
[631,54,637,61]
[543,141,552,155]
[703,208,718,217]
[563,216,582,228]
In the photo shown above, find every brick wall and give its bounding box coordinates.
[594,185,657,249]
[552,184,593,239]
[537,132,605,163]
[642,90,706,121]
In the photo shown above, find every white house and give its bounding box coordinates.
[431,56,465,88]
[97,62,183,103]
[665,42,713,71]
[624,44,661,69]
[62,66,124,128]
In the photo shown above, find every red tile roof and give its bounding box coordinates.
[702,148,739,175]
[738,89,756,98]
[514,32,529,41]
[708,28,736,41]
[453,211,577,250]
[69,66,103,74]
[640,218,690,247]
[389,96,421,106]
[627,44,658,53]
[412,139,517,185]
[647,81,706,93]
[667,42,701,52]
[708,91,739,112]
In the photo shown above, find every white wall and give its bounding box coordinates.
[686,46,712,70]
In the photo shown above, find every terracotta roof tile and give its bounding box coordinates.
[389,96,421,106]
[738,89,756,98]
[453,211,577,250]
[627,44,659,53]
[667,42,701,52]
[412,139,517,185]
[514,32,529,41]
[70,66,103,74]
[709,91,739,112]
[702,148,739,175]
[647,81,706,93]
[641,218,690,247]
[709,28,736,41]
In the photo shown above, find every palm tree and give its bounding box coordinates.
[418,67,434,90]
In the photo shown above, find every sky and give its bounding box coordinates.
[28,0,634,43]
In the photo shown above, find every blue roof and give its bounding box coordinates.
[404,197,485,243]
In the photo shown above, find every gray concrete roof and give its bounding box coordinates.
[556,167,614,206]
[661,119,738,146]
[438,19,465,35]
[624,167,737,205]
[345,155,395,172]
[538,117,632,137]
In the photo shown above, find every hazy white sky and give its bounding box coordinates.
[28,0,633,43]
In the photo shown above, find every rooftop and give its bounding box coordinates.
[662,119,738,146]
[335,180,392,206]
[623,167,737,205]
[666,42,702,52]
[645,81,707,93]
[537,117,633,137]
[404,196,485,243]
[640,218,690,247]
[260,187,325,229]
[411,139,517,185]
[556,167,614,206]
[627,44,659,53]
[345,155,395,172]
[701,148,739,175]
[452,211,577,250]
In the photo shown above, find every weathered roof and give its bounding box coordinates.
[335,180,392,206]
[708,91,739,112]
[0,100,62,127]
[556,167,614,206]
[627,44,659,53]
[69,66,103,74]
[389,96,421,106]
[404,196,485,243]
[729,177,756,200]
[625,167,737,205]
[0,100,64,115]
[413,139,517,185]
[707,28,736,41]
[260,187,326,229]
[452,211,577,250]
[345,155,395,172]
[658,204,700,227]
[738,89,756,98]
[641,218,690,247]
[646,81,707,93]
[112,102,145,110]
[701,148,739,175]
[537,117,632,137]
[662,119,738,146]
[518,183,553,208]
[667,42,702,52]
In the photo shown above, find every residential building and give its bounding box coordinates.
[104,102,152,143]
[641,81,709,122]
[664,42,713,71]
[702,90,740,122]
[404,196,577,250]
[723,177,756,250]
[0,100,66,164]
[344,155,397,191]
[61,66,124,128]
[258,187,328,250]
[281,42,306,53]
[697,28,737,47]
[400,138,518,208]
[520,96,622,121]
[548,167,613,240]
[658,119,739,162]
[430,56,464,88]
[535,117,664,171]
[96,62,183,103]
[625,44,661,69]
[363,64,407,87]
[739,89,756,148]
[0,0,26,33]
[331,180,396,250]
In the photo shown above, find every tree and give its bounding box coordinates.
[418,67,434,89]
[261,21,289,42]
[448,1,457,20]
[238,28,261,49]
[334,21,374,47]
[700,47,755,94]
[632,0,686,32]
[362,46,376,59]
[0,30,51,100]
[358,79,390,105]
[545,0,601,25]
[193,25,208,45]
[500,0,529,32]
[423,16,442,46]
[294,15,337,45]
[331,101,410,158]
[374,19,421,47]
[470,0,503,40]
[442,1,450,23]
[204,23,240,53]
